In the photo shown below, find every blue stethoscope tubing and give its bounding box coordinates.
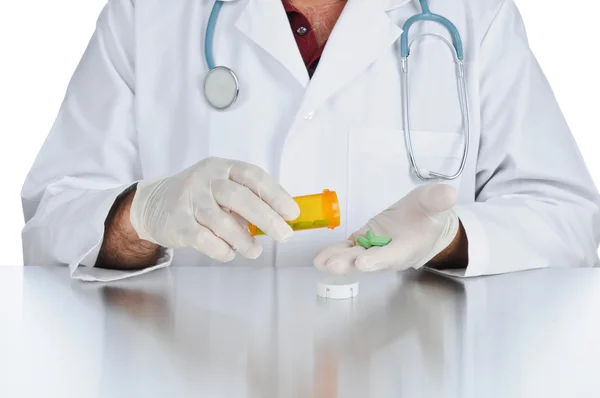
[203,1,240,110]
[203,0,470,181]
[205,0,223,70]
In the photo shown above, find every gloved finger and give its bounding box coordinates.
[313,240,353,271]
[355,244,421,272]
[183,223,237,262]
[211,179,294,243]
[413,184,457,217]
[230,210,251,228]
[324,245,366,275]
[194,206,263,259]
[229,162,300,221]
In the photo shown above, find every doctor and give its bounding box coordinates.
[21,0,600,282]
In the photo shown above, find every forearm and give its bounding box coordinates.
[96,184,161,270]
[428,220,468,269]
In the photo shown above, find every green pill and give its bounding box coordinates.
[369,236,392,246]
[366,230,374,239]
[357,236,372,249]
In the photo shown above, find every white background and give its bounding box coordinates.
[0,0,599,266]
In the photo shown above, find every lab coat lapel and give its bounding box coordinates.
[298,0,404,115]
[235,0,310,87]
[385,0,413,10]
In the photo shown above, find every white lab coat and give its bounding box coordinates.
[21,0,600,281]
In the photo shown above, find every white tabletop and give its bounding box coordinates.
[1,266,599,398]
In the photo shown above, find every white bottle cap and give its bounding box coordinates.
[317,276,359,300]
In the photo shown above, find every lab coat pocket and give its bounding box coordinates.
[347,128,464,233]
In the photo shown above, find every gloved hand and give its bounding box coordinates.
[313,184,459,274]
[129,157,300,262]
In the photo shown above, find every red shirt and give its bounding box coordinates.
[282,1,325,78]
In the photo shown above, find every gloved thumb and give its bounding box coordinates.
[413,183,457,216]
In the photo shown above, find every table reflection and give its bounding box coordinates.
[9,266,600,397]
[95,269,467,397]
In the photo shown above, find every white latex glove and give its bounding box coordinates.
[313,184,459,274]
[129,157,300,262]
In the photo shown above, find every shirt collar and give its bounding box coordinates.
[282,0,297,13]
[281,0,412,14]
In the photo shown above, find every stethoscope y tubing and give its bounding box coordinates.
[401,0,464,60]
[400,0,469,181]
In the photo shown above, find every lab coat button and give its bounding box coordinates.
[305,109,316,120]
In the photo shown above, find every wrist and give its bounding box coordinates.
[96,183,161,270]
[428,216,468,269]
[129,177,168,244]
[117,185,143,241]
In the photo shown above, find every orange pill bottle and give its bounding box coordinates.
[249,189,341,236]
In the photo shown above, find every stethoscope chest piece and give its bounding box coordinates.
[203,66,239,110]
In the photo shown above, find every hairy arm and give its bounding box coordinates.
[428,220,469,269]
[95,184,161,270]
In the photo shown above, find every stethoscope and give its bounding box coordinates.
[203,0,469,181]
